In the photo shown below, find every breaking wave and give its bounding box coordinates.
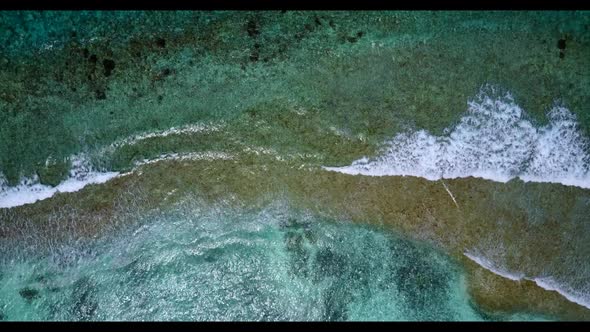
[464,252,590,309]
[324,86,590,189]
[0,155,119,209]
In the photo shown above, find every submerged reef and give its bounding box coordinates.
[1,11,589,321]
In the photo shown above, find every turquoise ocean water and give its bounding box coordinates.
[0,11,589,321]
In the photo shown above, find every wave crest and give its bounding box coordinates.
[324,86,590,189]
[0,155,119,209]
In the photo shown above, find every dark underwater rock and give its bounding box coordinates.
[155,37,166,48]
[19,287,40,302]
[322,284,349,321]
[70,277,98,321]
[247,19,260,38]
[95,89,106,100]
[103,59,116,77]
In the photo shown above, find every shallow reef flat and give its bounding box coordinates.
[1,11,589,185]
[2,156,589,320]
[1,11,589,321]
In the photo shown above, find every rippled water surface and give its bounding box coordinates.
[1,11,589,321]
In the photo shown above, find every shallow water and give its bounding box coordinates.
[1,11,589,321]
[0,200,553,321]
[324,86,590,188]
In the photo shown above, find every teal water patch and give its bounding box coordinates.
[0,11,214,57]
[2,11,589,185]
[0,200,505,321]
[0,11,587,321]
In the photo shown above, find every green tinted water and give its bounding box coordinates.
[0,11,589,321]
[0,200,552,321]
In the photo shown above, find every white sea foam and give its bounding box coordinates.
[325,86,590,309]
[132,151,235,167]
[533,277,590,310]
[107,122,224,151]
[0,122,227,209]
[324,86,590,189]
[464,252,525,281]
[0,155,119,209]
[0,150,237,209]
[464,252,590,309]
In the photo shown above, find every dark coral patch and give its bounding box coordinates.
[155,37,166,48]
[95,89,106,100]
[19,287,40,302]
[247,19,260,38]
[103,59,116,77]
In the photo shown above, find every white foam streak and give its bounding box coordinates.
[108,122,224,150]
[0,150,238,209]
[0,156,119,209]
[0,122,227,209]
[324,88,590,189]
[132,151,234,167]
[464,252,590,309]
[463,252,524,281]
[533,277,590,310]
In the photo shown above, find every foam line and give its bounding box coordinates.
[0,150,236,209]
[0,170,119,209]
[464,252,590,309]
[107,122,224,150]
[324,86,590,189]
